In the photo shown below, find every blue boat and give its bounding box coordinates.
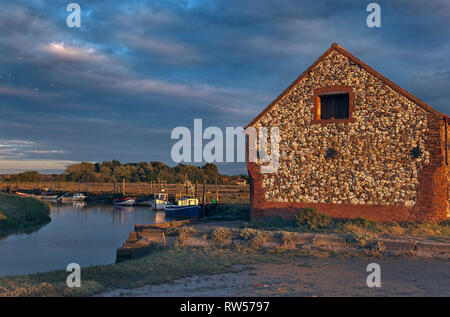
[164,198,201,218]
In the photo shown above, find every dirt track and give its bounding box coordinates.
[100,257,450,297]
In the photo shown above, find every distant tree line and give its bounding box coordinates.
[1,161,248,185]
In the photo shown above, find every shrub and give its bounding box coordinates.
[173,227,195,247]
[371,240,386,255]
[440,219,450,227]
[348,229,377,247]
[295,208,332,231]
[350,217,374,228]
[279,231,292,247]
[240,228,256,241]
[211,227,230,243]
[347,217,381,232]
[239,228,265,249]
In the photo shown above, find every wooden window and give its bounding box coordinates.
[312,86,355,124]
[319,93,349,119]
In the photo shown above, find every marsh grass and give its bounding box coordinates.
[0,246,346,297]
[207,203,250,221]
[0,193,51,237]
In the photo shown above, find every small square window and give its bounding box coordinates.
[312,87,354,124]
[319,93,349,120]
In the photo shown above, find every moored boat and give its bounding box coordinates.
[15,191,35,197]
[151,192,169,210]
[41,192,58,199]
[57,193,87,202]
[113,197,136,206]
[15,191,41,199]
[164,198,201,218]
[135,199,152,206]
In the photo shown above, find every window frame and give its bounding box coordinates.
[312,86,355,124]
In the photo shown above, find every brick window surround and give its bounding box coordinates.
[312,86,355,124]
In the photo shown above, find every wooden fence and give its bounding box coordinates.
[0,181,249,204]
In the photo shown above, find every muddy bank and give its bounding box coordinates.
[116,220,450,262]
[100,257,450,297]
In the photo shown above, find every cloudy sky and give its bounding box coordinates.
[0,0,449,174]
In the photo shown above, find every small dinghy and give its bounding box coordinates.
[164,198,201,218]
[113,197,136,206]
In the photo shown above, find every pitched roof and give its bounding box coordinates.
[247,43,448,127]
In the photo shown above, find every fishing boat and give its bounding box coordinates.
[164,198,201,218]
[57,192,87,202]
[151,192,169,210]
[113,197,136,206]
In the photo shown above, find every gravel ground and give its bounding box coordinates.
[99,256,450,297]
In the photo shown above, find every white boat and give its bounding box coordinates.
[113,197,136,206]
[151,193,169,210]
[57,193,87,202]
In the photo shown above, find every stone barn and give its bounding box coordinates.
[247,43,449,222]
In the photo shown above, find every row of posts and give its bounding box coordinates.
[2,178,221,204]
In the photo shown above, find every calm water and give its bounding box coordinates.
[0,202,166,277]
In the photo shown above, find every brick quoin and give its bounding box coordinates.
[246,44,449,223]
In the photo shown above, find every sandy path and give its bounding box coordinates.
[99,257,450,297]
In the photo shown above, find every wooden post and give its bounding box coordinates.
[201,179,206,217]
[215,177,219,203]
[194,178,198,199]
[122,179,125,195]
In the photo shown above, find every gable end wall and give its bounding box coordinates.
[248,50,448,222]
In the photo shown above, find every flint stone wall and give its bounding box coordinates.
[253,50,431,208]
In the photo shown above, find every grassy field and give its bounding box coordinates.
[0,193,51,237]
[0,245,357,297]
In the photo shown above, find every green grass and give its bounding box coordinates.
[207,203,250,221]
[0,193,51,237]
[246,208,450,240]
[0,245,351,297]
[295,208,332,230]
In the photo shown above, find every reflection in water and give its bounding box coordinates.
[0,202,167,277]
[155,211,165,224]
[50,203,167,226]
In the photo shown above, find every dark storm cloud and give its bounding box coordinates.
[0,0,449,174]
